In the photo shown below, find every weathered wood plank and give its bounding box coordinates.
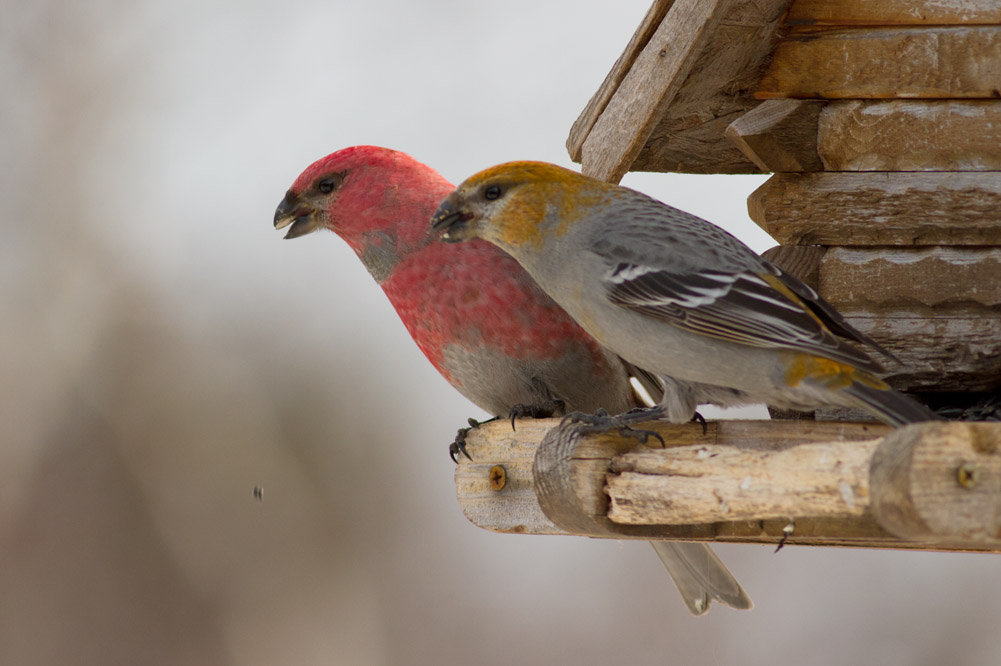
[607,439,876,525]
[724,99,824,172]
[726,100,1001,172]
[612,422,1001,542]
[567,0,675,163]
[870,422,1001,541]
[820,247,1001,310]
[455,418,1001,550]
[627,0,790,174]
[821,247,1001,391]
[843,311,1001,392]
[499,419,909,546]
[580,0,733,182]
[758,26,1001,99]
[454,419,568,535]
[787,0,1001,26]
[572,0,790,176]
[760,245,1001,392]
[820,101,1001,171]
[631,110,762,174]
[749,173,1001,245]
[761,244,825,286]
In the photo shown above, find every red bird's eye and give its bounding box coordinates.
[318,177,338,194]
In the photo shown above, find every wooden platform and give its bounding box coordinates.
[456,419,1001,552]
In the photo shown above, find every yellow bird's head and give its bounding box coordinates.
[430,161,613,253]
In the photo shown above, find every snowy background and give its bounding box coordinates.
[3,1,1000,664]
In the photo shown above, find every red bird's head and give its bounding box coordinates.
[274,146,454,256]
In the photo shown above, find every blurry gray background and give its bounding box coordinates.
[3,1,1000,664]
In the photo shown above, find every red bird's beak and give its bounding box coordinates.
[274,190,323,240]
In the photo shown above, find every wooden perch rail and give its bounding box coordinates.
[455,419,1001,551]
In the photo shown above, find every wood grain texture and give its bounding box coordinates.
[567,0,675,162]
[758,26,1001,99]
[820,247,1001,309]
[787,0,1001,26]
[820,101,1001,171]
[607,439,876,525]
[761,244,825,286]
[571,0,789,176]
[580,0,732,182]
[631,111,762,174]
[628,0,790,174]
[758,245,1001,392]
[455,418,1001,550]
[725,99,824,172]
[749,172,1001,246]
[453,419,568,535]
[842,311,1001,392]
[822,247,1001,391]
[870,422,1001,541]
[532,419,904,546]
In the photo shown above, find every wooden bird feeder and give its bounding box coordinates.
[455,0,1001,552]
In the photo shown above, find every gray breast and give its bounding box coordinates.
[440,343,634,417]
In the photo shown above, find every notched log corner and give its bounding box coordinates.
[870,422,1001,543]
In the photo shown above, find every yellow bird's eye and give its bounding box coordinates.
[484,185,502,201]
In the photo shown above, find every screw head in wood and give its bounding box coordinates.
[489,465,507,491]
[956,463,979,489]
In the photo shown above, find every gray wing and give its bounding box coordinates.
[589,194,765,276]
[591,194,886,372]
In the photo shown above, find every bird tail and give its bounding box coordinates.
[649,542,752,615]
[844,376,941,425]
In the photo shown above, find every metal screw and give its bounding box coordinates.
[489,465,507,491]
[957,463,979,489]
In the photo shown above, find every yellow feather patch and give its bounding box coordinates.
[465,162,614,249]
[783,353,889,391]
[760,274,827,330]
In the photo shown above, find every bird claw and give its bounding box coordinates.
[449,428,474,463]
[560,407,610,427]
[561,408,665,447]
[449,417,490,463]
[509,398,566,431]
[691,410,707,435]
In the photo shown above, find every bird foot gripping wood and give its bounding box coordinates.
[450,416,500,463]
[560,407,668,447]
[532,416,716,540]
[451,398,570,462]
[509,398,566,431]
[559,406,707,446]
